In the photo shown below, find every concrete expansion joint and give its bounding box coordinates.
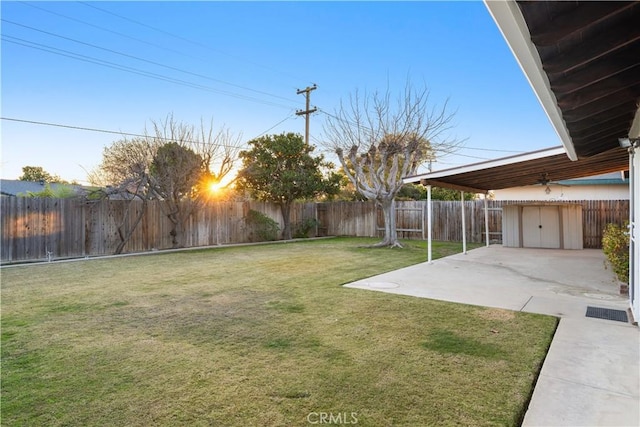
[519,295,534,312]
[541,374,640,399]
[454,258,569,287]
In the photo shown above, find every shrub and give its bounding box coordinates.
[244,209,280,242]
[21,183,77,198]
[602,222,629,283]
[293,218,319,238]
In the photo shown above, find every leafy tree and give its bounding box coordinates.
[397,184,474,201]
[236,132,342,240]
[93,115,241,252]
[19,166,62,183]
[324,83,462,247]
[149,142,207,247]
[22,183,78,198]
[431,186,475,201]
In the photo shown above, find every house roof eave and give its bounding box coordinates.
[484,0,578,161]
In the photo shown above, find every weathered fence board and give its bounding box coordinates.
[0,197,629,263]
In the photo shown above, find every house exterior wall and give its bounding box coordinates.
[492,184,629,201]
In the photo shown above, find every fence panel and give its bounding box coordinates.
[0,197,630,263]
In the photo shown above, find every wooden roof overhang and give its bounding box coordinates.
[409,1,640,193]
[516,1,640,158]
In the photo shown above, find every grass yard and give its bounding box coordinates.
[1,238,557,426]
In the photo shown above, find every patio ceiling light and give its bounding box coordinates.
[618,137,640,148]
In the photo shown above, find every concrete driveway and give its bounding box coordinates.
[344,245,639,427]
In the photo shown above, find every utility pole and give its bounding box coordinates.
[296,84,317,145]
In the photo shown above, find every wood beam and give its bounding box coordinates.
[550,63,640,96]
[567,111,637,133]
[416,149,629,192]
[539,28,640,74]
[528,2,636,46]
[420,180,484,194]
[555,70,640,109]
[570,119,634,143]
[561,94,632,122]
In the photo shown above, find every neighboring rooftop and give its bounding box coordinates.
[555,171,628,186]
[0,179,88,197]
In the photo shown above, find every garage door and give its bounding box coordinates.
[522,206,560,248]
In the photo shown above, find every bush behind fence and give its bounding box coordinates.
[0,198,629,263]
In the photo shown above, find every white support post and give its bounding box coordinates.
[630,143,639,320]
[484,194,490,247]
[461,191,467,254]
[427,185,432,263]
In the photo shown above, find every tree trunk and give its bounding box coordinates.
[280,202,292,240]
[168,212,184,248]
[114,198,147,255]
[373,198,403,248]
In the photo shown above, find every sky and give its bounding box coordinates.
[0,1,561,184]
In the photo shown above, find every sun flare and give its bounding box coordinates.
[208,181,224,194]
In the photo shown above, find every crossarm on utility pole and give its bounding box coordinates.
[296,84,318,145]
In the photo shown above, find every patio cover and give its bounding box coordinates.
[405,0,639,282]
[403,145,629,193]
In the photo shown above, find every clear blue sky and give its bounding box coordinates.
[1,1,560,184]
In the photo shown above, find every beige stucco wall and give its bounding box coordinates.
[492,184,629,201]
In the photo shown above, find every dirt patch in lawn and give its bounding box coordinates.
[478,308,517,321]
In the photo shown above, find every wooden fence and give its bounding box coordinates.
[0,198,629,263]
[366,200,629,248]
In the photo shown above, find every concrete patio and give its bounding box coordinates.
[344,245,639,426]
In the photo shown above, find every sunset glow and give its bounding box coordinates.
[208,181,224,194]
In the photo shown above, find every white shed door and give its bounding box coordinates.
[522,206,560,249]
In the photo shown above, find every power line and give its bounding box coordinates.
[2,35,294,110]
[0,117,247,150]
[78,1,306,82]
[3,35,209,89]
[317,109,524,155]
[20,2,209,63]
[460,147,524,153]
[2,18,301,106]
[250,113,296,140]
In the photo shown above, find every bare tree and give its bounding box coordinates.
[93,115,242,252]
[89,137,154,254]
[323,83,462,248]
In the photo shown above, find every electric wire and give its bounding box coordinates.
[0,117,248,150]
[20,2,213,64]
[316,108,522,157]
[250,113,297,140]
[2,35,294,110]
[5,20,512,157]
[2,115,308,149]
[78,1,306,82]
[3,35,214,92]
[2,19,301,106]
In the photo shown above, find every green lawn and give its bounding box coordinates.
[1,238,557,426]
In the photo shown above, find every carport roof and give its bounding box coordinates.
[403,146,629,193]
